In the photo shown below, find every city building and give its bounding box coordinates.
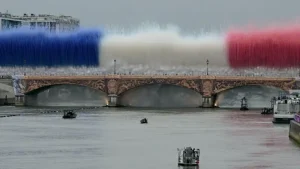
[0,11,80,32]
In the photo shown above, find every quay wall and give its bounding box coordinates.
[289,120,300,144]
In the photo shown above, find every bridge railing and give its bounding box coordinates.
[21,75,295,81]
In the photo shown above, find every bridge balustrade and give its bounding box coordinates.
[22,74,295,81]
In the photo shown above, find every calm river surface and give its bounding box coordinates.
[0,107,299,169]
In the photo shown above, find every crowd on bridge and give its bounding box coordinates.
[0,66,298,77]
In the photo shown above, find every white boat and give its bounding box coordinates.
[177,147,200,166]
[273,92,300,123]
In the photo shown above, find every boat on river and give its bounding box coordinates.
[177,147,200,166]
[62,110,77,119]
[140,118,148,124]
[273,92,300,123]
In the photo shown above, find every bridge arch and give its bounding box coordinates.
[0,83,14,94]
[118,83,202,108]
[25,84,109,107]
[214,84,286,108]
[117,79,201,96]
[0,83,14,104]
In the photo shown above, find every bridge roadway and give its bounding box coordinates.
[15,75,298,107]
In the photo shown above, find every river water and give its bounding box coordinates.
[0,106,299,169]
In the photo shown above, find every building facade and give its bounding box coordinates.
[0,12,80,32]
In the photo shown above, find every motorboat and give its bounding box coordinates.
[140,118,148,124]
[62,110,77,119]
[177,147,200,166]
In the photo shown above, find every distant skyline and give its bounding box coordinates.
[1,0,300,32]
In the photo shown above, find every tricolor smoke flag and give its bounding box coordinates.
[1,25,300,69]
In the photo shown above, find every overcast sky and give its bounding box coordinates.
[1,0,300,32]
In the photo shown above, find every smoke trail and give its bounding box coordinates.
[227,25,300,68]
[100,24,228,69]
[2,23,300,69]
[0,27,102,67]
[102,23,300,69]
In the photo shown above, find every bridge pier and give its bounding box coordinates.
[107,94,118,107]
[202,96,214,108]
[15,95,25,106]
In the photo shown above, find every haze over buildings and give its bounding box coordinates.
[0,11,79,32]
[1,0,300,32]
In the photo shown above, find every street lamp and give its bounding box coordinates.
[24,59,26,76]
[206,59,209,75]
[113,59,116,75]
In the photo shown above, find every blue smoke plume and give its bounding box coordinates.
[0,28,102,67]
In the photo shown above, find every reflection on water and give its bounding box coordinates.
[0,107,299,169]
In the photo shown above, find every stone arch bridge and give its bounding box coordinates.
[14,75,299,107]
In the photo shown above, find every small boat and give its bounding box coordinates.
[261,107,273,115]
[62,110,77,119]
[177,147,200,166]
[140,118,148,124]
[240,97,249,111]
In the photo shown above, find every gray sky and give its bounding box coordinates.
[1,0,300,32]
